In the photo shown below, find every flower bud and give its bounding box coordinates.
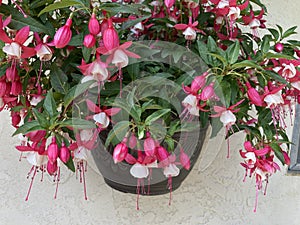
[47,160,58,175]
[103,18,119,51]
[83,34,96,48]
[6,66,18,82]
[0,81,7,97]
[143,132,156,157]
[246,82,263,106]
[156,146,169,162]
[180,149,190,170]
[11,111,21,128]
[26,130,47,142]
[129,133,137,149]
[88,13,100,35]
[10,81,22,96]
[200,84,214,101]
[164,0,175,8]
[59,142,70,163]
[53,18,72,48]
[47,137,59,163]
[113,139,128,163]
[274,43,284,53]
[191,75,206,92]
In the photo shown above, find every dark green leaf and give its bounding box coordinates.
[32,108,49,129]
[210,117,223,138]
[43,90,57,117]
[0,5,54,35]
[82,47,92,62]
[226,41,240,64]
[38,0,84,16]
[105,121,130,147]
[50,64,68,94]
[231,60,263,70]
[13,121,44,136]
[268,28,280,41]
[270,142,285,165]
[64,155,75,172]
[64,80,95,108]
[145,109,171,125]
[122,15,151,30]
[261,35,271,53]
[282,26,297,39]
[69,33,84,46]
[58,118,96,129]
[264,70,287,84]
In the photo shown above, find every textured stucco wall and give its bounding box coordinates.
[1,1,300,225]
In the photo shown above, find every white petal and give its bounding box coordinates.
[163,164,180,177]
[112,49,129,68]
[182,94,199,116]
[217,0,229,8]
[74,146,88,161]
[80,129,94,141]
[81,75,98,88]
[26,152,47,166]
[36,45,52,61]
[91,62,108,82]
[228,7,240,20]
[130,163,149,178]
[249,19,261,29]
[245,152,256,163]
[183,27,197,40]
[291,81,300,91]
[282,63,296,78]
[93,112,110,128]
[264,91,284,108]
[30,96,44,106]
[220,110,236,127]
[3,42,21,58]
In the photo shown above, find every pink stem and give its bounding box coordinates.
[168,176,172,206]
[82,162,88,200]
[54,166,60,199]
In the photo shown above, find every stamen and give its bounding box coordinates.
[54,166,60,199]
[11,0,28,18]
[25,166,37,201]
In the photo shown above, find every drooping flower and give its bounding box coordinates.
[174,16,205,41]
[113,138,128,163]
[53,17,72,48]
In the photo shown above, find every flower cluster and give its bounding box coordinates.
[0,0,300,211]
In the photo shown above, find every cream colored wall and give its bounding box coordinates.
[1,1,300,225]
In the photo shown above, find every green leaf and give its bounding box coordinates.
[13,121,44,136]
[270,142,285,165]
[268,28,280,41]
[261,35,271,53]
[82,47,92,62]
[144,109,171,125]
[38,0,84,16]
[264,52,294,60]
[64,80,95,108]
[231,60,263,70]
[226,41,240,64]
[32,108,49,129]
[43,90,57,117]
[50,64,68,94]
[105,121,130,147]
[0,64,9,78]
[58,118,96,129]
[263,70,287,84]
[121,15,151,30]
[100,3,141,15]
[64,155,75,172]
[282,26,297,39]
[0,5,54,35]
[69,33,84,46]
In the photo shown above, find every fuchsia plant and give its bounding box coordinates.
[0,0,300,211]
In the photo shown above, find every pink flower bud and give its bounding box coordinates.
[47,160,58,175]
[26,130,47,142]
[200,84,214,101]
[59,143,70,163]
[164,0,175,8]
[274,43,284,53]
[143,132,156,157]
[53,18,72,48]
[103,18,119,51]
[129,133,137,149]
[83,34,96,48]
[180,149,190,170]
[156,146,169,162]
[113,140,128,163]
[246,82,263,106]
[0,81,7,97]
[6,66,18,82]
[88,13,100,35]
[11,111,21,127]
[47,137,59,163]
[10,81,22,96]
[191,75,206,92]
[282,151,290,165]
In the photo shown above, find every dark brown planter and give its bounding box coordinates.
[91,125,208,195]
